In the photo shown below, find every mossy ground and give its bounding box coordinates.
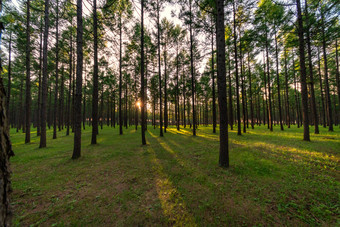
[10,124,340,226]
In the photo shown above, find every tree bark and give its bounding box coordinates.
[189,0,196,136]
[53,0,59,139]
[141,0,146,145]
[296,0,310,140]
[216,0,229,168]
[321,12,333,131]
[305,1,319,134]
[0,77,14,226]
[233,1,241,136]
[72,0,83,159]
[25,0,31,144]
[40,0,50,148]
[91,0,99,143]
[157,0,163,137]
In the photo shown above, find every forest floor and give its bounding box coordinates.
[10,124,339,226]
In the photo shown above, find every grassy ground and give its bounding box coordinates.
[10,124,339,226]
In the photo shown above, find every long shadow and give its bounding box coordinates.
[146,129,279,226]
[166,127,339,173]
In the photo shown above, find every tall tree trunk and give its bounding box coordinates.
[73,0,83,159]
[228,50,233,130]
[66,36,72,136]
[265,35,273,131]
[37,19,43,136]
[247,52,254,129]
[40,0,50,148]
[6,32,12,123]
[140,0,146,145]
[53,0,59,139]
[274,30,284,131]
[92,0,99,143]
[211,21,216,133]
[189,0,196,136]
[305,1,319,134]
[317,46,326,127]
[321,12,333,131]
[157,0,163,136]
[216,0,229,168]
[83,68,86,130]
[335,39,340,124]
[164,44,168,133]
[296,0,310,140]
[25,0,31,144]
[239,42,246,133]
[284,49,290,128]
[233,1,241,136]
[263,52,268,126]
[0,77,14,226]
[119,17,123,135]
[59,66,64,131]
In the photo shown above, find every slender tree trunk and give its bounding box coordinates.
[233,1,241,136]
[182,64,186,128]
[6,32,12,123]
[25,0,31,144]
[157,0,163,137]
[216,0,229,168]
[247,52,254,129]
[211,22,216,133]
[59,67,64,131]
[228,50,233,130]
[321,12,333,131]
[317,46,326,127]
[53,0,59,139]
[296,0,310,140]
[40,0,50,148]
[92,0,99,143]
[83,68,86,130]
[37,19,43,136]
[284,49,290,128]
[164,45,168,133]
[305,1,319,134]
[119,17,123,135]
[274,30,283,131]
[239,42,246,133]
[189,0,196,136]
[335,39,340,124]
[140,0,146,145]
[265,36,273,131]
[66,34,72,136]
[72,0,83,158]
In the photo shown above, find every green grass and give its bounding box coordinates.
[10,124,340,226]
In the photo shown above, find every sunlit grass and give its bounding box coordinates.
[9,124,340,226]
